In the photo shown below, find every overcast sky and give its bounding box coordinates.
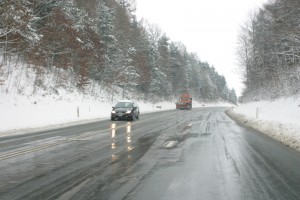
[135,0,268,96]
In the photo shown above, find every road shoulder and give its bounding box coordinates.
[226,108,300,152]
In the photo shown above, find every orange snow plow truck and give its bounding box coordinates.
[175,93,192,110]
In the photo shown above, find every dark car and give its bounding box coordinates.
[111,101,140,121]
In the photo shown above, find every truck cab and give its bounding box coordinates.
[175,93,192,110]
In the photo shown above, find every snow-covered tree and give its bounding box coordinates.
[0,0,41,63]
[0,0,237,102]
[94,0,117,83]
[229,88,238,104]
[237,0,300,100]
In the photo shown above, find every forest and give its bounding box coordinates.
[237,0,300,102]
[0,0,237,104]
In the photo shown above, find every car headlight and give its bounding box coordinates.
[111,110,116,113]
[126,110,131,114]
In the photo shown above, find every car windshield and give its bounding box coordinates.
[180,98,191,101]
[115,102,133,108]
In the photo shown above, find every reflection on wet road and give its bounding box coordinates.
[111,123,117,161]
[110,122,133,162]
[1,108,300,200]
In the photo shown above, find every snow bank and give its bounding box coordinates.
[227,97,300,152]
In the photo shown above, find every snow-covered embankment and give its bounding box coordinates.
[227,97,300,152]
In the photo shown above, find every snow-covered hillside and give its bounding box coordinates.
[228,97,300,152]
[0,58,167,135]
[0,58,232,137]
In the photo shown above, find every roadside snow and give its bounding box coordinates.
[228,97,300,152]
[0,92,169,136]
[0,91,232,138]
[0,91,230,136]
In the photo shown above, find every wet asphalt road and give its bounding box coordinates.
[0,107,300,200]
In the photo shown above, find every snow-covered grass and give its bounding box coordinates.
[228,97,300,152]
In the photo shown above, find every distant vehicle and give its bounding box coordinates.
[111,100,140,121]
[175,93,192,110]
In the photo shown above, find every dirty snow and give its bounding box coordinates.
[228,97,300,152]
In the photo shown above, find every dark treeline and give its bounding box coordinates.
[0,0,237,104]
[237,0,300,102]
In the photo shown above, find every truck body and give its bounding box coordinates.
[175,93,192,110]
